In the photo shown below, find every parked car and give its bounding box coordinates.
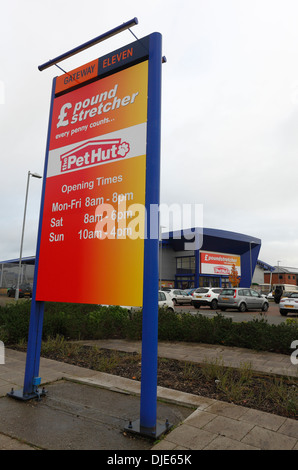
[7,284,32,298]
[272,284,298,303]
[164,289,193,305]
[218,288,269,312]
[158,290,175,312]
[279,293,298,316]
[192,287,222,309]
[183,288,196,296]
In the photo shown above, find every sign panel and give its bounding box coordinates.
[200,251,241,276]
[36,49,150,306]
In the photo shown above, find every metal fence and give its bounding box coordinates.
[0,263,34,289]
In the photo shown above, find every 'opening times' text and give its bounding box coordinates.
[48,175,135,242]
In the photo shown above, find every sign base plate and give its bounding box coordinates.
[124,418,172,439]
[7,387,47,401]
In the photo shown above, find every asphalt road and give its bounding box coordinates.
[174,301,297,325]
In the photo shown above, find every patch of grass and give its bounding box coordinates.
[199,358,297,415]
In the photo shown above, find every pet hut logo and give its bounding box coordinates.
[60,139,130,172]
[214,266,230,274]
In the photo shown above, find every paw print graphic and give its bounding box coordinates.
[117,142,130,157]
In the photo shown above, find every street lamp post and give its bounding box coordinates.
[15,171,42,301]
[277,260,281,285]
[159,225,166,290]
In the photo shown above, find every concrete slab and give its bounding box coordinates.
[0,380,192,450]
[0,433,36,450]
[240,408,287,431]
[202,415,255,441]
[242,425,297,450]
[203,435,260,450]
[158,423,218,450]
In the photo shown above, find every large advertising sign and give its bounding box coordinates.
[14,29,163,432]
[35,40,152,306]
[200,251,241,276]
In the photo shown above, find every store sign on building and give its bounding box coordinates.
[200,251,241,276]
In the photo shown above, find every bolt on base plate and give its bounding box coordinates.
[124,418,172,439]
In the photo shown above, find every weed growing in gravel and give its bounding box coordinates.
[19,337,296,419]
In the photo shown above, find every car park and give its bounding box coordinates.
[279,293,298,316]
[163,289,193,305]
[7,283,32,298]
[192,287,222,309]
[218,288,269,312]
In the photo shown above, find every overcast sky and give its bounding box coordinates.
[1,0,298,268]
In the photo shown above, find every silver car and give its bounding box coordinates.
[164,289,193,305]
[218,288,269,312]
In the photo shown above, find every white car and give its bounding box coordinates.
[163,289,193,305]
[158,290,175,311]
[121,291,175,312]
[279,293,298,316]
[192,287,222,309]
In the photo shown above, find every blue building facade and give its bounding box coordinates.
[160,227,261,289]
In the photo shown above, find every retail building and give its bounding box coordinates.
[160,227,261,289]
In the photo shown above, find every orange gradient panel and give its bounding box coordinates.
[50,61,148,150]
[55,59,99,95]
[36,155,146,305]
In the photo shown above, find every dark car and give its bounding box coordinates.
[7,284,32,298]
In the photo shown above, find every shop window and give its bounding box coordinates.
[221,278,230,288]
[176,256,195,274]
[199,276,221,288]
[175,275,195,289]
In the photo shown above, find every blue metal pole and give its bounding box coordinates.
[21,78,56,398]
[140,32,162,431]
[23,300,45,396]
[38,18,138,71]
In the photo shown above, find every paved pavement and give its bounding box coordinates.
[0,340,297,450]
